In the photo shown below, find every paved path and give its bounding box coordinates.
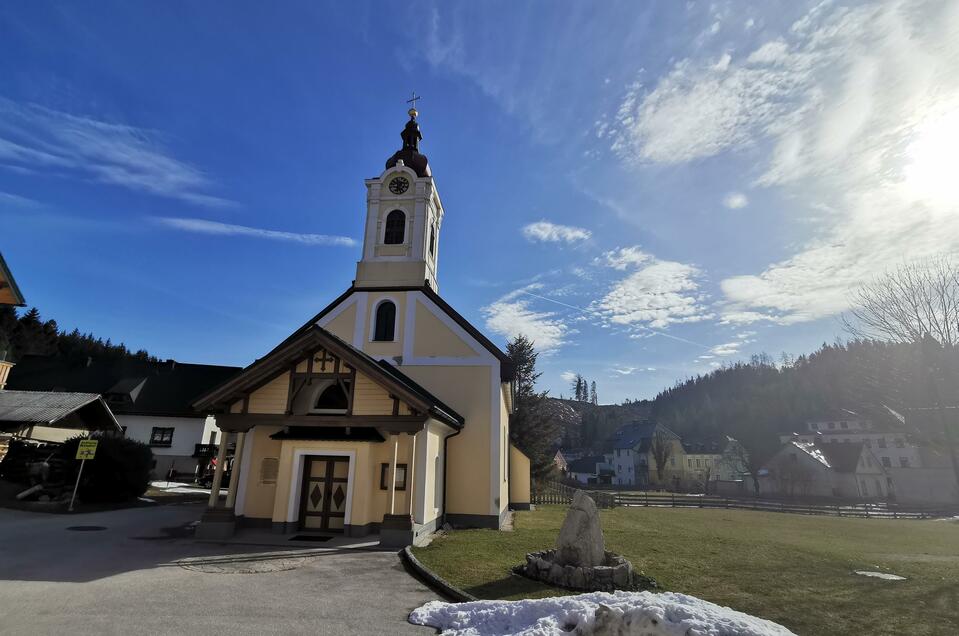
[0,504,436,635]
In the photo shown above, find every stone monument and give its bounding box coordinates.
[518,490,648,592]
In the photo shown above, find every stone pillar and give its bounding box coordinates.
[388,433,399,515]
[381,431,415,548]
[224,431,247,509]
[407,431,417,521]
[206,432,229,508]
[196,431,238,540]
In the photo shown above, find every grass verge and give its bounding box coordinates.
[412,505,959,635]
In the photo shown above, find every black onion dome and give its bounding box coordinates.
[386,113,429,177]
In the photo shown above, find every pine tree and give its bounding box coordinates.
[0,306,154,363]
[507,335,574,478]
[590,381,598,405]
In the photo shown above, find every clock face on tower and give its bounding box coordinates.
[388,176,410,195]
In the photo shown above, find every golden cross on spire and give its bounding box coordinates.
[406,91,421,118]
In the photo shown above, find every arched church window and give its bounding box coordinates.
[384,210,405,244]
[313,381,350,411]
[373,301,396,341]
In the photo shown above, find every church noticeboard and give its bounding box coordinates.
[76,440,98,461]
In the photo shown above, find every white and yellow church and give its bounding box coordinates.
[193,106,531,546]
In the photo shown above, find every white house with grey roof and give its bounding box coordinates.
[7,356,240,478]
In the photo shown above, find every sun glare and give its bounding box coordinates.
[903,108,959,207]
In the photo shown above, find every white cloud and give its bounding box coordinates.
[599,246,651,270]
[611,1,959,325]
[0,98,231,207]
[153,217,357,247]
[0,190,40,208]
[522,220,591,244]
[591,247,712,330]
[609,366,658,376]
[481,285,571,352]
[560,370,577,383]
[709,342,743,356]
[722,192,748,209]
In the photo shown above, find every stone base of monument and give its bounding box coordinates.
[515,490,657,592]
[515,548,648,592]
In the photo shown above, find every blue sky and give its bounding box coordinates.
[2,1,958,402]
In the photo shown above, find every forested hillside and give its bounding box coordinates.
[550,338,957,468]
[553,398,652,451]
[652,338,959,463]
[0,306,154,364]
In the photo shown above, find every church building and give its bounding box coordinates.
[193,105,531,546]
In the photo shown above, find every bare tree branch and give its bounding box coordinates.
[844,256,959,345]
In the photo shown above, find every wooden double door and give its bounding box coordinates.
[299,456,350,532]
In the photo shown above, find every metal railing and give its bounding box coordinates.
[192,442,236,458]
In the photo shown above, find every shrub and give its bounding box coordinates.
[58,434,154,503]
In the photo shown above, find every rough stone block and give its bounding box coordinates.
[555,491,605,568]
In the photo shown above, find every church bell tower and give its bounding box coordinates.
[355,102,444,292]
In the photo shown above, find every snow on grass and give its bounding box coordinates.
[409,591,796,635]
[854,571,906,581]
[149,481,214,494]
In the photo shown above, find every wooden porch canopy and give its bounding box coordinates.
[0,251,26,307]
[192,325,464,434]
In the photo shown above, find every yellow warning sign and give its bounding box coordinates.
[76,439,98,461]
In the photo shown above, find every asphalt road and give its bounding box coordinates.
[0,503,437,635]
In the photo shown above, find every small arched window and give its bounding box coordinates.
[313,382,350,411]
[384,210,405,244]
[373,301,396,341]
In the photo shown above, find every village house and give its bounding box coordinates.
[192,107,529,546]
[0,251,26,391]
[759,436,888,499]
[609,422,685,488]
[566,454,614,485]
[682,440,722,487]
[782,409,922,470]
[552,449,569,474]
[7,355,240,478]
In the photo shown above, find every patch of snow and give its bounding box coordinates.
[854,571,906,581]
[137,497,156,503]
[149,481,211,494]
[791,441,830,468]
[409,591,795,636]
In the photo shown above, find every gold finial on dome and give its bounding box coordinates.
[406,91,421,119]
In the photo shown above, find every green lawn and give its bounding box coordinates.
[412,506,959,635]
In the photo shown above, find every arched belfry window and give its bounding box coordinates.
[384,210,405,245]
[373,301,396,341]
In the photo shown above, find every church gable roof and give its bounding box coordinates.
[193,324,464,428]
[268,284,514,382]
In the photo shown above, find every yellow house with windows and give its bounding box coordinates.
[193,107,530,546]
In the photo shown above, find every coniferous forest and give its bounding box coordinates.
[542,338,959,470]
[0,306,154,364]
[651,338,959,464]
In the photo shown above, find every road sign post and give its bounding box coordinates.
[69,440,98,512]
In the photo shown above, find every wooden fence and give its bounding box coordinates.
[532,481,956,519]
[532,480,616,508]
